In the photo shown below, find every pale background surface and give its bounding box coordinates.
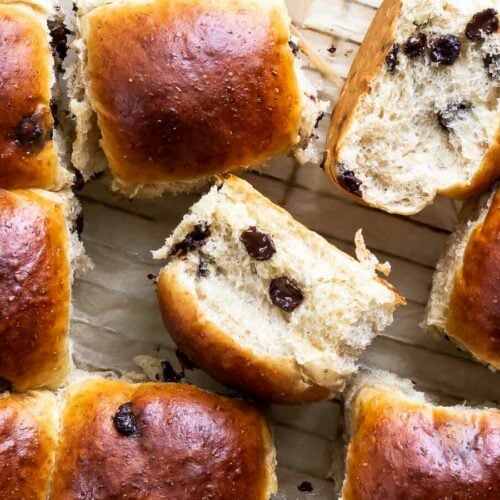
[71,1,500,498]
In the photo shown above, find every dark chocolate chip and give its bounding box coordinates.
[429,35,461,65]
[197,260,210,277]
[113,402,139,437]
[175,349,198,371]
[240,227,276,261]
[403,33,427,58]
[386,43,400,72]
[484,52,500,79]
[14,112,52,153]
[161,361,184,383]
[48,21,70,60]
[288,40,299,56]
[170,224,211,258]
[298,481,314,493]
[465,9,498,41]
[438,101,472,131]
[147,273,157,282]
[314,112,325,129]
[270,277,304,313]
[338,166,362,197]
[327,45,337,54]
[72,170,85,192]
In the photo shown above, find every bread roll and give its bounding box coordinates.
[424,185,500,369]
[154,175,404,404]
[70,0,326,198]
[0,189,84,391]
[0,0,71,190]
[324,0,500,215]
[0,391,58,500]
[51,378,276,499]
[341,370,500,499]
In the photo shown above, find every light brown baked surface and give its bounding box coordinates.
[52,379,276,500]
[343,385,500,499]
[81,0,302,185]
[446,187,500,369]
[0,3,60,189]
[0,189,70,391]
[0,391,58,500]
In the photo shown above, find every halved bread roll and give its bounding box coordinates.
[0,189,85,391]
[154,175,404,404]
[69,0,326,198]
[324,0,500,215]
[424,185,500,370]
[51,378,276,499]
[0,390,58,500]
[0,0,72,190]
[341,370,500,499]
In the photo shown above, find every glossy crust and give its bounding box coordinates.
[0,391,58,500]
[80,0,301,184]
[343,385,500,500]
[157,265,333,405]
[0,2,61,189]
[324,0,500,203]
[52,379,276,500]
[446,188,500,369]
[0,189,70,390]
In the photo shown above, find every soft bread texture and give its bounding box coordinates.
[51,379,277,500]
[0,189,84,391]
[154,176,403,404]
[425,185,500,369]
[0,0,71,190]
[341,369,500,499]
[0,390,59,500]
[324,0,500,215]
[70,0,325,198]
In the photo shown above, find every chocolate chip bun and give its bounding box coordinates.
[51,379,276,500]
[324,0,500,215]
[340,369,500,499]
[424,184,500,369]
[0,189,85,391]
[69,0,326,198]
[154,175,404,404]
[0,0,71,190]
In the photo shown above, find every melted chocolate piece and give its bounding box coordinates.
[386,43,400,72]
[197,260,210,277]
[72,170,85,192]
[429,35,461,65]
[338,166,363,197]
[161,361,184,383]
[484,52,500,79]
[328,45,337,54]
[240,227,276,261]
[465,9,498,41]
[438,101,472,131]
[113,402,139,437]
[170,224,211,257]
[315,112,325,129]
[75,214,84,238]
[403,33,427,58]
[288,40,299,56]
[14,112,52,153]
[270,277,304,313]
[298,481,314,493]
[48,21,70,60]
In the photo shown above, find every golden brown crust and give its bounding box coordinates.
[0,189,70,390]
[157,265,334,405]
[446,188,500,369]
[0,391,58,500]
[52,379,276,500]
[343,386,500,500]
[324,0,401,196]
[81,0,301,184]
[0,4,60,190]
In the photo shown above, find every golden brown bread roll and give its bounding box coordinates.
[72,0,325,197]
[51,379,277,499]
[341,370,500,499]
[0,189,75,391]
[0,391,58,500]
[0,0,70,190]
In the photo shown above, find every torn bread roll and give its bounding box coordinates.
[0,0,72,190]
[70,0,327,198]
[324,0,500,215]
[0,189,86,391]
[340,369,500,499]
[51,378,277,499]
[154,175,404,404]
[424,185,500,370]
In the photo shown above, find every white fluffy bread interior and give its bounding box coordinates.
[68,0,327,198]
[423,186,496,335]
[153,177,401,391]
[336,0,500,215]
